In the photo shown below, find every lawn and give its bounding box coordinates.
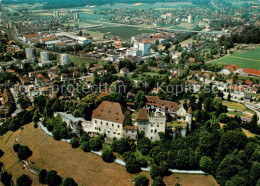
[211,48,260,70]
[227,111,251,118]
[223,101,254,114]
[167,120,186,128]
[0,123,218,186]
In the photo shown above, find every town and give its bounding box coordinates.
[0,0,260,186]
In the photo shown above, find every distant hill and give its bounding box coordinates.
[2,0,212,8]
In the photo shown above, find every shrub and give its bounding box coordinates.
[38,169,47,184]
[17,146,32,160]
[89,138,103,151]
[70,137,80,148]
[125,157,141,174]
[46,170,62,186]
[101,150,115,163]
[0,149,4,158]
[80,142,91,152]
[16,174,32,186]
[0,171,12,186]
[63,177,78,186]
[134,174,149,186]
[34,123,38,129]
[13,143,20,152]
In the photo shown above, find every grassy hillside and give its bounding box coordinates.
[0,123,218,185]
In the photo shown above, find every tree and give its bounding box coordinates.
[112,138,132,155]
[46,170,62,186]
[150,161,169,179]
[38,169,47,184]
[16,174,32,186]
[78,31,83,36]
[138,137,151,155]
[32,109,40,123]
[250,162,260,185]
[13,143,20,152]
[70,137,80,148]
[101,149,115,163]
[134,91,147,110]
[17,146,32,160]
[62,177,78,186]
[151,177,166,186]
[89,137,103,151]
[125,157,141,174]
[0,171,12,186]
[199,156,213,173]
[219,131,247,156]
[227,93,231,101]
[134,174,149,186]
[0,149,4,158]
[80,142,91,152]
[34,95,46,112]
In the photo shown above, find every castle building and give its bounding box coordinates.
[87,101,132,140]
[135,108,166,141]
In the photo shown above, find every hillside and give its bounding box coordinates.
[0,123,218,185]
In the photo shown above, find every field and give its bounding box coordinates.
[211,48,260,70]
[223,101,254,114]
[89,26,155,40]
[0,123,218,186]
[219,123,257,138]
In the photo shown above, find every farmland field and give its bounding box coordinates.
[211,47,260,70]
[0,123,218,186]
[89,26,155,40]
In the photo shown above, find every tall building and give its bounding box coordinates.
[74,12,79,21]
[60,53,69,65]
[138,42,151,55]
[25,48,34,59]
[188,15,192,23]
[54,11,59,18]
[40,51,49,62]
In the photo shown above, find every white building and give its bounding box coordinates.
[126,48,142,57]
[38,61,52,67]
[54,11,59,18]
[188,15,192,23]
[74,12,79,21]
[40,51,49,62]
[60,54,69,65]
[86,101,132,140]
[25,48,34,59]
[54,112,86,133]
[135,108,166,141]
[133,42,150,56]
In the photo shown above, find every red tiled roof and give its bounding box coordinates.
[98,93,111,99]
[92,101,130,124]
[146,96,180,112]
[24,33,40,38]
[55,42,66,46]
[243,68,260,76]
[136,109,149,121]
[41,35,58,42]
[245,79,253,86]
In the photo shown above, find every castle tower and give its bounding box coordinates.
[185,107,193,131]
